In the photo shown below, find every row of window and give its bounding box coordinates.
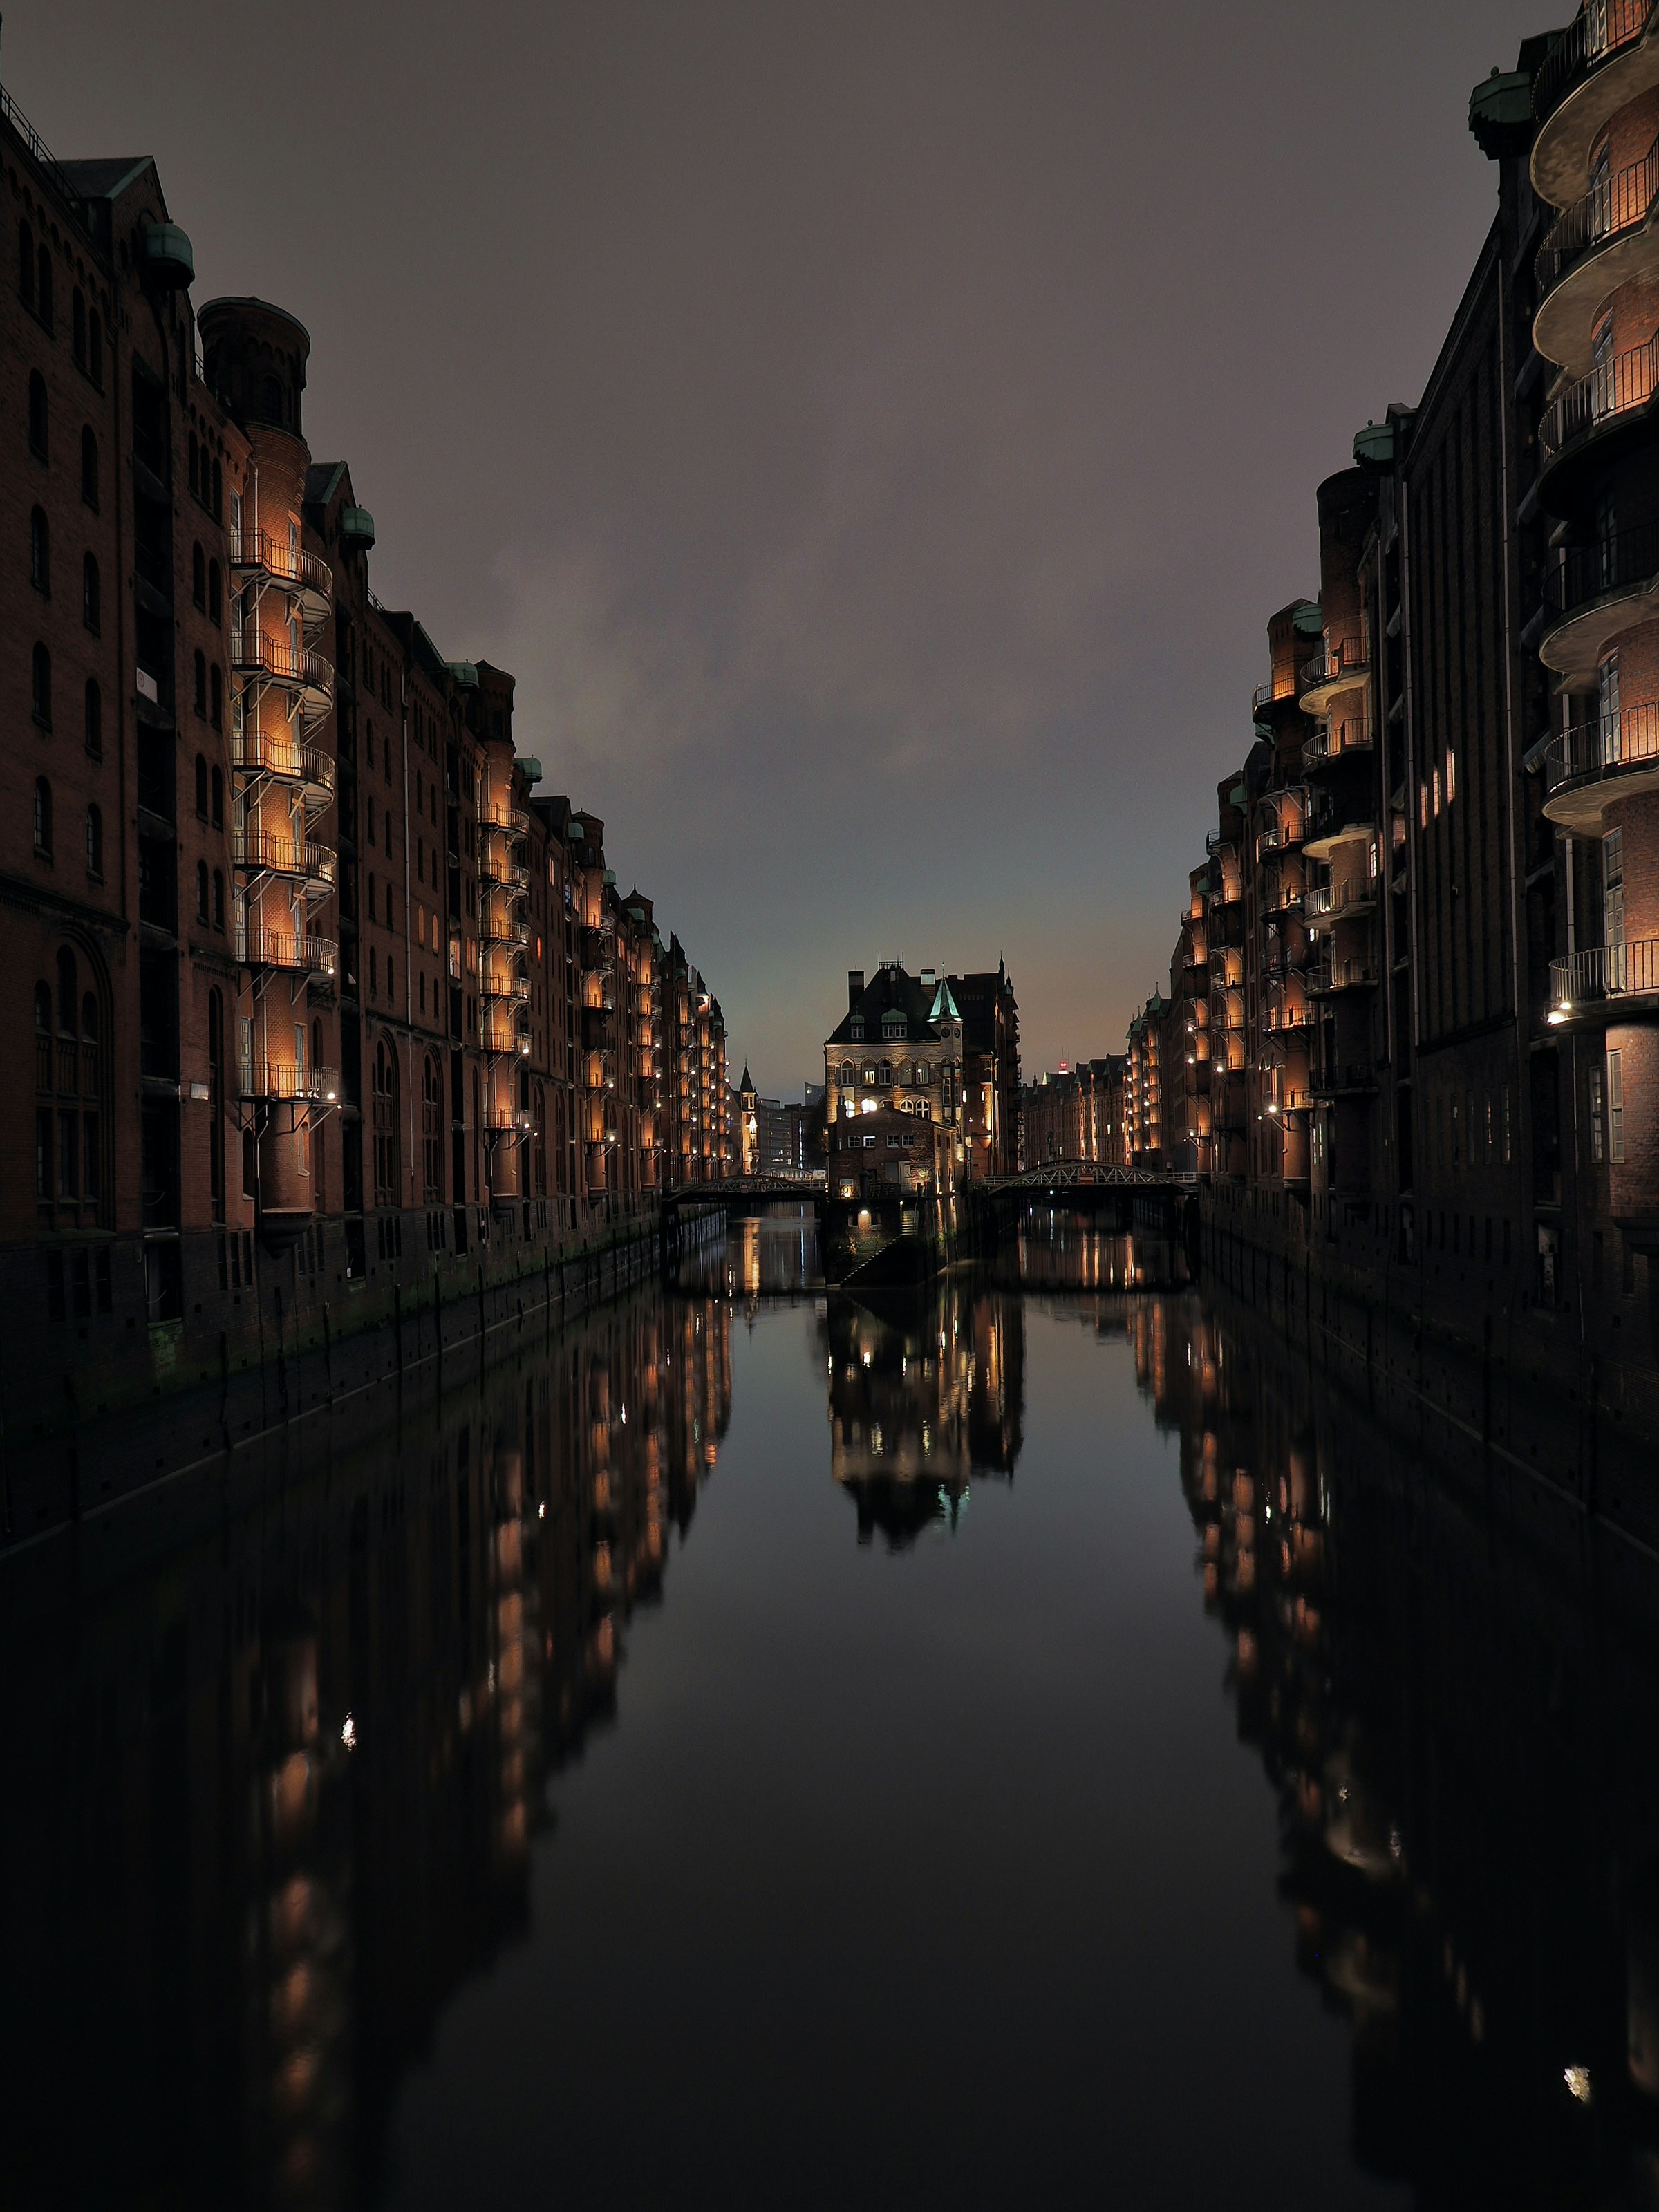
[832,1060,941,1087]
[28,507,100,629]
[28,650,103,756]
[30,776,102,875]
[19,221,104,386]
[26,370,100,504]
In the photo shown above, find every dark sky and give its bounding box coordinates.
[16,1,1544,1093]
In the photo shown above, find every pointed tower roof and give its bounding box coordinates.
[740,1065,754,1094]
[929,980,961,1022]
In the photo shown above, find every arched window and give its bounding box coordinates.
[877,1060,892,1087]
[187,433,199,497]
[212,869,225,929]
[210,765,223,825]
[196,861,209,923]
[72,287,85,366]
[86,803,102,878]
[18,218,32,308]
[33,778,51,857]
[82,552,99,634]
[192,650,206,718]
[839,1061,854,1085]
[191,543,205,609]
[372,1038,401,1207]
[30,506,48,593]
[56,948,75,1033]
[80,426,97,509]
[87,309,102,387]
[207,990,225,1222]
[84,678,101,759]
[208,559,221,624]
[211,458,222,519]
[261,374,283,424]
[194,754,208,818]
[36,244,51,330]
[27,371,46,460]
[422,1052,442,1201]
[209,664,223,730]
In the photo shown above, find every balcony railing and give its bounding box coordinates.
[232,828,335,885]
[1541,328,1659,459]
[1538,131,1659,299]
[1543,515,1659,619]
[1303,718,1374,768]
[230,632,335,693]
[1306,959,1377,995]
[226,529,332,599]
[1546,699,1659,788]
[229,727,335,794]
[480,970,531,1004]
[1305,790,1376,847]
[482,855,532,892]
[1535,0,1657,127]
[236,921,337,975]
[1310,1060,1378,1096]
[480,801,531,834]
[1252,675,1296,711]
[1550,937,1659,1010]
[1309,880,1377,921]
[478,909,532,945]
[1299,636,1369,696]
[238,1058,341,1103]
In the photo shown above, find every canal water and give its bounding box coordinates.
[1,1210,1655,2210]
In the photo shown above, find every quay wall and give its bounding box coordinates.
[1199,1185,1659,1552]
[1,1199,727,1551]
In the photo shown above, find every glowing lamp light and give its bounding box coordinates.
[341,1715,357,1751]
[1563,2066,1592,2105]
[1548,1005,1568,1025]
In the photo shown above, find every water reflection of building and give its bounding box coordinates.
[0,1285,731,2209]
[1132,1288,1659,2208]
[822,1282,1024,1547]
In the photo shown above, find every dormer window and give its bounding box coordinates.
[849,1016,865,1041]
[882,1012,906,1038]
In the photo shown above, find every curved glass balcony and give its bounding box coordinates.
[1298,636,1370,715]
[1535,130,1659,371]
[1544,700,1659,828]
[1532,1,1659,212]
[1539,516,1659,677]
[1549,936,1659,1018]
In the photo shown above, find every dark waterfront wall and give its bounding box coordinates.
[1,1201,726,1554]
[0,1279,734,2211]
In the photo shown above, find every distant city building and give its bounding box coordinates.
[1020,1057,1128,1168]
[823,959,1020,1183]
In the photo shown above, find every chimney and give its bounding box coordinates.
[921,966,936,988]
[848,968,864,1010]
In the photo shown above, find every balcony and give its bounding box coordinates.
[227,529,332,621]
[1306,958,1378,996]
[482,854,532,893]
[1252,674,1296,713]
[1538,329,1659,509]
[1298,636,1370,715]
[479,908,532,946]
[1262,1001,1309,1033]
[481,968,531,1004]
[229,727,335,800]
[1302,718,1374,771]
[232,827,335,888]
[238,1058,341,1103]
[1548,936,1659,1019]
[1309,1060,1378,1100]
[480,800,532,835]
[482,1016,532,1057]
[1535,131,1659,372]
[1308,879,1378,928]
[1303,789,1376,863]
[1544,700,1659,829]
[230,630,334,723]
[1540,515,1659,677]
[236,921,337,977]
[482,1100,532,1134]
[1531,0,1659,212]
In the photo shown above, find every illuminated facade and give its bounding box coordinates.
[824,959,1020,1183]
[0,89,727,1456]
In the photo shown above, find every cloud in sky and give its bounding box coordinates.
[18,0,1544,1089]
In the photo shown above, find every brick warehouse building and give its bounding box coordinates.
[1141,6,1659,1474]
[0,94,728,1472]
